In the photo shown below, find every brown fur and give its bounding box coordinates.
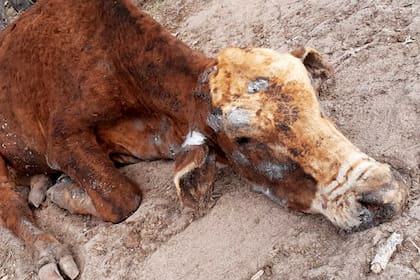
[0,0,217,276]
[0,0,215,222]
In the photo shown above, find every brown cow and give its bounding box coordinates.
[0,0,408,279]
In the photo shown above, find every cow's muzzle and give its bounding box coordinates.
[355,174,408,231]
[312,162,408,232]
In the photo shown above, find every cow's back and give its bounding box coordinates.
[0,0,106,115]
[0,0,133,173]
[0,0,215,175]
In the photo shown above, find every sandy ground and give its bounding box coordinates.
[1,0,419,279]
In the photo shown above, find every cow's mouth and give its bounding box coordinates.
[353,203,396,232]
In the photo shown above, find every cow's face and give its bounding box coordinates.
[205,47,408,231]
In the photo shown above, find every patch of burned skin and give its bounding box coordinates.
[247,160,317,212]
[247,77,269,93]
[231,150,251,166]
[225,138,317,212]
[97,116,184,163]
[206,107,223,133]
[256,161,292,181]
[226,107,251,129]
[20,218,43,237]
[261,164,317,212]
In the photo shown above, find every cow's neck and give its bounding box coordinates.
[99,0,216,128]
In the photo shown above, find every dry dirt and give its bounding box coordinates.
[1,0,420,279]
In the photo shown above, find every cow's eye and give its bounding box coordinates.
[235,137,251,145]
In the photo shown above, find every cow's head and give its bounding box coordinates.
[175,47,408,231]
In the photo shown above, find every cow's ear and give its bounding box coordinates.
[174,143,216,209]
[291,47,334,80]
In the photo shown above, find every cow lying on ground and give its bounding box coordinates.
[0,0,408,279]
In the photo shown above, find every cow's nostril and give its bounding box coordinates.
[357,179,406,228]
[343,170,407,232]
[355,189,400,231]
[370,203,397,222]
[358,200,397,229]
[358,207,372,225]
[348,206,374,232]
[360,191,383,205]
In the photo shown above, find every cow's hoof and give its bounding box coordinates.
[47,176,98,216]
[33,233,79,280]
[174,145,217,209]
[28,175,52,208]
[175,165,215,209]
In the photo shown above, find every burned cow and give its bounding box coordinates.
[0,0,407,279]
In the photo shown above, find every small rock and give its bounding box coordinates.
[6,7,15,17]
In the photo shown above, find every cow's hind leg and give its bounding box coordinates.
[0,157,79,280]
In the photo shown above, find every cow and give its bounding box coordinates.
[0,0,408,279]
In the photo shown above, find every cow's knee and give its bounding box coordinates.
[99,189,142,223]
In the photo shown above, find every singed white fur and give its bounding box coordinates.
[322,152,369,194]
[173,161,196,197]
[328,159,376,199]
[181,131,206,148]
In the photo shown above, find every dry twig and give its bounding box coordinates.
[250,269,264,280]
[370,232,403,274]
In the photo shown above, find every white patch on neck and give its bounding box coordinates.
[182,131,206,147]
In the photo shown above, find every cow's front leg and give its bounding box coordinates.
[0,156,79,280]
[47,132,141,223]
[174,132,217,209]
